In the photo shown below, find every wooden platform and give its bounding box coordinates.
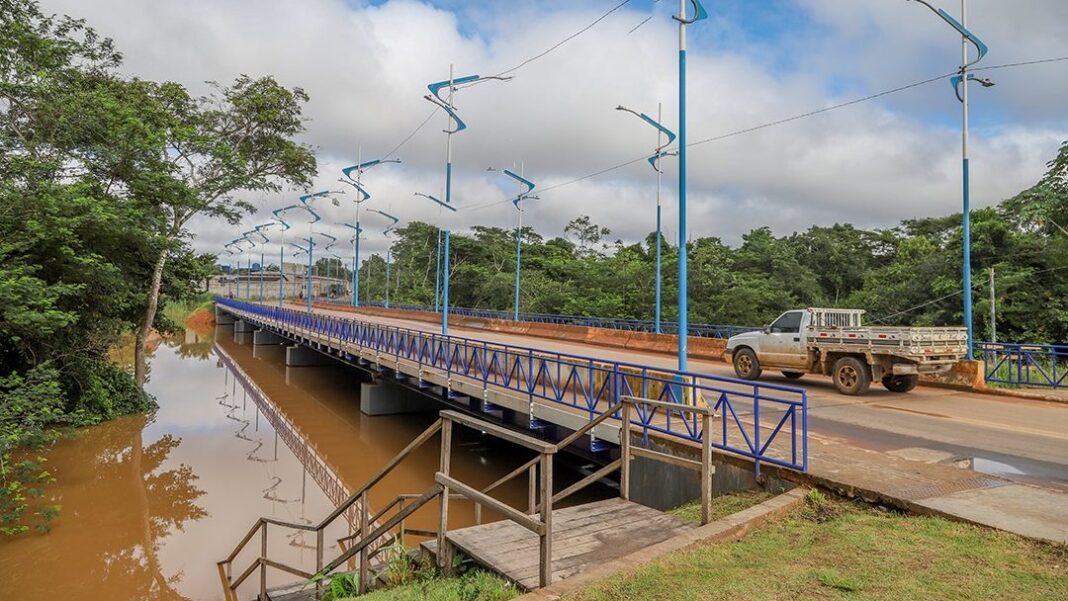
[424,498,694,590]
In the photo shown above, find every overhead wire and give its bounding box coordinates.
[457,55,1068,213]
[380,0,636,159]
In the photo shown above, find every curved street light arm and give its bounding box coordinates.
[906,0,989,67]
[950,73,995,102]
[673,0,708,24]
[341,158,401,180]
[337,177,372,202]
[424,94,467,134]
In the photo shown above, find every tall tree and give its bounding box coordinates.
[131,75,316,385]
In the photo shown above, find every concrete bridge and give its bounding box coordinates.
[214,297,1068,544]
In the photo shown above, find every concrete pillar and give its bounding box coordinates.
[234,319,255,333]
[360,379,438,416]
[215,307,236,325]
[285,344,335,367]
[253,329,284,346]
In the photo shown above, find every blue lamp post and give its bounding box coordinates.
[241,228,267,301]
[414,192,454,313]
[906,0,992,360]
[340,153,401,308]
[368,209,399,308]
[423,67,510,336]
[298,191,339,312]
[673,0,708,372]
[488,166,537,321]
[616,103,677,334]
[253,223,275,303]
[271,205,298,306]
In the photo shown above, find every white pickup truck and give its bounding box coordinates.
[724,308,967,395]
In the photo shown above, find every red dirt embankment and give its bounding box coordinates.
[185,306,216,334]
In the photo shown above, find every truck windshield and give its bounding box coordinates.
[770,311,802,333]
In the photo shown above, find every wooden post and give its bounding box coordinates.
[620,401,631,501]
[538,452,554,588]
[701,412,713,525]
[399,498,408,544]
[527,463,537,514]
[437,418,454,571]
[259,523,267,601]
[359,491,370,594]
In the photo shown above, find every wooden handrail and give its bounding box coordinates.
[440,410,556,453]
[555,401,625,450]
[220,418,444,598]
[620,395,713,415]
[435,472,545,535]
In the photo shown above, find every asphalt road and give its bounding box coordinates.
[298,303,1068,493]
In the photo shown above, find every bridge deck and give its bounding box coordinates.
[422,498,693,591]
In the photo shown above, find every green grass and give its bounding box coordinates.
[347,570,519,601]
[566,492,1068,601]
[161,293,214,326]
[668,489,775,524]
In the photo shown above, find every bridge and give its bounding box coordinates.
[214,297,1068,544]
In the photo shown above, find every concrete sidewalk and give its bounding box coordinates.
[796,431,1068,544]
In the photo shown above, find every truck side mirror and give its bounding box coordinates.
[763,326,771,334]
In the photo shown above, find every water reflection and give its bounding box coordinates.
[0,325,602,601]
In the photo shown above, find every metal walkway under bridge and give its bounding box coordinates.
[215,297,808,476]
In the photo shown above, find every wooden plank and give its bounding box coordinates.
[551,458,622,505]
[436,472,545,535]
[440,410,557,453]
[630,446,703,471]
[622,395,714,416]
[442,500,693,591]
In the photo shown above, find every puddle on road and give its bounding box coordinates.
[952,456,1029,477]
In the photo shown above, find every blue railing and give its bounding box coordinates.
[976,342,1068,389]
[218,297,807,474]
[319,298,757,339]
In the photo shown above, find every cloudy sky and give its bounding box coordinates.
[39,0,1068,259]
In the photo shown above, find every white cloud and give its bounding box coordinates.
[38,0,1068,253]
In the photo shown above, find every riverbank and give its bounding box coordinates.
[560,491,1067,601]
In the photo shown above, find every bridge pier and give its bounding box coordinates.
[234,319,255,333]
[285,344,336,367]
[360,379,439,416]
[253,329,285,346]
[215,306,236,325]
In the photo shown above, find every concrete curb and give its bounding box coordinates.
[513,488,808,600]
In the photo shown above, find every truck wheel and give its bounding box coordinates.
[833,357,871,395]
[733,348,762,380]
[782,371,804,380]
[882,374,919,393]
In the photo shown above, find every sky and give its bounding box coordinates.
[37,0,1068,260]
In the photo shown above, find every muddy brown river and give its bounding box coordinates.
[0,327,604,600]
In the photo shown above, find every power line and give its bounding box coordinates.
[380,0,636,159]
[491,0,635,79]
[463,54,1068,211]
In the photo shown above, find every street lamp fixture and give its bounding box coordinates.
[489,166,537,321]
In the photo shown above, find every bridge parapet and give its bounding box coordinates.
[215,297,808,476]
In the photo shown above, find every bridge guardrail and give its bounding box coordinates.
[320,297,756,339]
[218,297,807,474]
[976,341,1068,389]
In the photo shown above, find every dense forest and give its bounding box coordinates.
[0,0,314,533]
[355,143,1068,345]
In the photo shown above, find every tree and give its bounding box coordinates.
[565,215,611,256]
[130,75,316,385]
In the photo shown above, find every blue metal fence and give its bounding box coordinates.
[976,341,1068,389]
[218,297,807,474]
[320,298,757,339]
